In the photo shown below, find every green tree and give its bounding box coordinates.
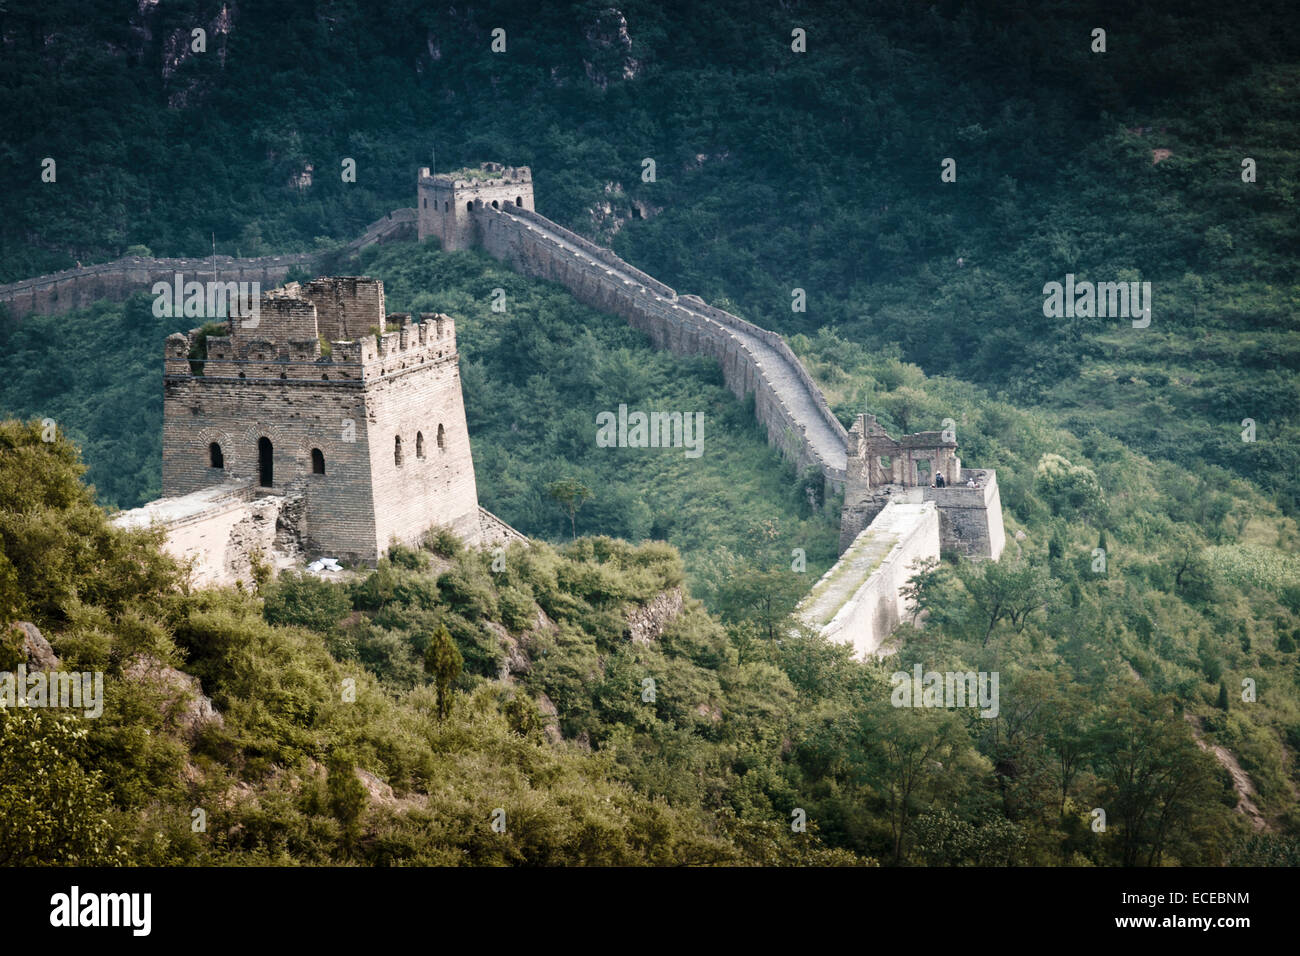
[263,570,352,631]
[423,621,463,720]
[1094,692,1230,866]
[547,477,593,541]
[0,712,125,865]
[326,751,369,838]
[960,557,1058,646]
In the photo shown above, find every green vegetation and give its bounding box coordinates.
[1,0,1297,865]
[0,243,842,605]
[3,386,1296,864]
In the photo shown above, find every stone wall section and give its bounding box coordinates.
[111,481,294,588]
[0,209,415,321]
[472,202,849,486]
[362,314,482,550]
[799,500,941,659]
[923,469,1006,561]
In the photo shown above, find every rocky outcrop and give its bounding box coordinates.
[122,654,223,740]
[8,621,59,670]
[625,587,684,644]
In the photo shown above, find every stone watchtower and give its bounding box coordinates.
[417,162,534,250]
[839,414,1005,560]
[161,277,483,564]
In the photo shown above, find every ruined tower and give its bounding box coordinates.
[160,276,483,564]
[417,162,534,250]
[839,414,1006,560]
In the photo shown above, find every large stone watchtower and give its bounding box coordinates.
[160,276,483,564]
[417,162,535,250]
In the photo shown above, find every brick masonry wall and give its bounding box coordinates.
[0,210,415,322]
[362,322,483,551]
[473,204,849,487]
[162,373,379,562]
[923,470,1006,560]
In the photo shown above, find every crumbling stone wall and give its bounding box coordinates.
[839,413,1004,560]
[111,481,295,588]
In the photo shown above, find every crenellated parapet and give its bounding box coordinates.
[165,277,459,386]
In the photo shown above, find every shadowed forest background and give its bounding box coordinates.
[0,0,1298,866]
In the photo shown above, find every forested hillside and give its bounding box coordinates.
[2,0,1297,507]
[1,0,1298,865]
[3,420,1296,865]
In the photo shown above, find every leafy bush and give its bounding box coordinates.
[263,571,352,632]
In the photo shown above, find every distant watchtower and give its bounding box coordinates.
[161,277,483,563]
[417,162,534,251]
[840,414,1005,560]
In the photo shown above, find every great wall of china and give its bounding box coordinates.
[2,166,1004,658]
[0,209,416,320]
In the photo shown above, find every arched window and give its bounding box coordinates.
[491,200,499,209]
[416,431,425,459]
[444,201,449,212]
[437,423,446,452]
[311,448,325,475]
[258,437,273,487]
[209,442,224,469]
[466,201,473,212]
[422,198,427,208]
[516,196,523,206]
[394,435,403,466]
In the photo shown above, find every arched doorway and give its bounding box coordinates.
[209,442,224,469]
[258,437,273,487]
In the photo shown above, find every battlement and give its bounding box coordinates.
[419,162,532,189]
[165,277,457,382]
[161,274,483,565]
